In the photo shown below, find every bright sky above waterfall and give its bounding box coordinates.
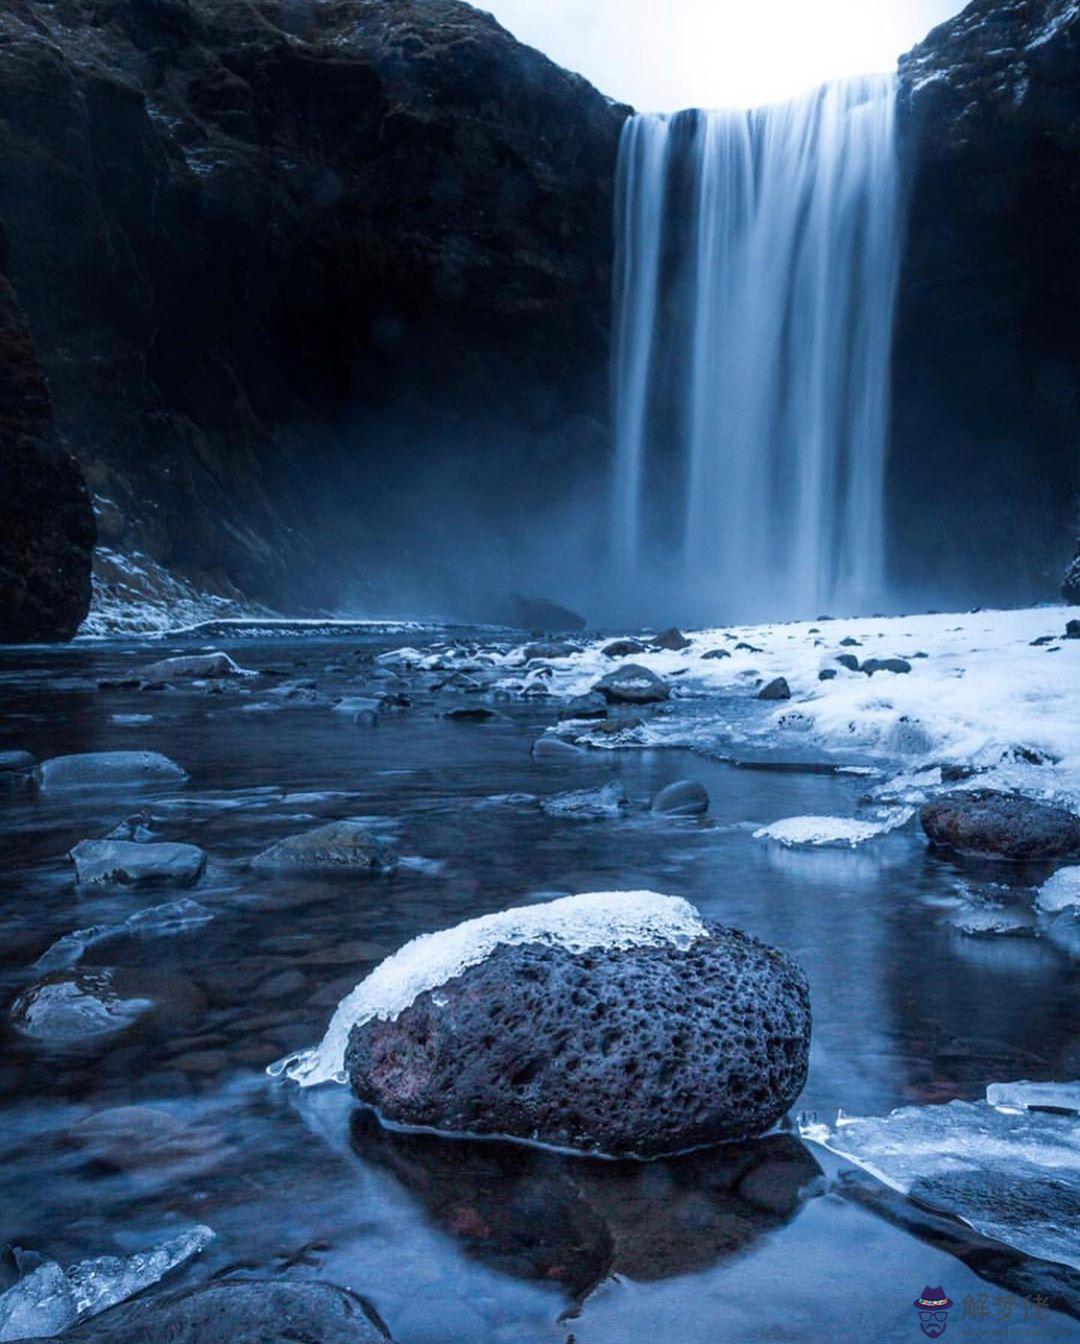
[481,0,969,110]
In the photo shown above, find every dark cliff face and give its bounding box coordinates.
[892,0,1080,607]
[0,0,627,613]
[0,271,95,641]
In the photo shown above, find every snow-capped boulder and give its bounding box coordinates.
[593,663,669,705]
[139,651,252,681]
[284,892,811,1157]
[921,790,1080,861]
[39,751,187,791]
[69,840,206,887]
[251,821,397,875]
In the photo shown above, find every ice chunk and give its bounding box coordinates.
[39,751,187,791]
[803,1092,1080,1269]
[0,1225,213,1340]
[35,899,214,972]
[11,972,152,1043]
[754,808,913,847]
[1036,866,1080,915]
[275,891,709,1088]
[987,1080,1080,1114]
[140,651,253,680]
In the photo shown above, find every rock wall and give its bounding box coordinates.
[893,0,1080,606]
[0,270,95,641]
[0,0,627,615]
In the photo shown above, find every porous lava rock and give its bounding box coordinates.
[921,789,1080,861]
[345,923,811,1157]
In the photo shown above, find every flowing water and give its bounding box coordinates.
[612,76,903,625]
[0,634,1077,1342]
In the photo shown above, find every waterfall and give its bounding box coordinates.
[610,75,903,623]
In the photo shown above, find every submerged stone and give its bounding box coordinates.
[251,821,397,875]
[0,751,37,791]
[651,779,709,817]
[10,971,151,1044]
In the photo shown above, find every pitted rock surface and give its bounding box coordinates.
[345,923,810,1157]
[921,789,1080,861]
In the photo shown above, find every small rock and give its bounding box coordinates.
[251,821,398,875]
[1066,620,1080,640]
[651,627,690,651]
[531,735,586,761]
[651,779,709,817]
[557,692,607,721]
[39,751,187,791]
[921,790,1080,862]
[758,677,791,701]
[818,669,837,681]
[860,657,911,675]
[540,782,630,819]
[523,640,572,660]
[140,651,252,681]
[601,638,645,659]
[105,812,156,842]
[593,663,669,705]
[839,637,861,647]
[702,648,731,660]
[443,706,502,722]
[588,716,644,737]
[834,654,860,672]
[69,840,206,887]
[735,642,762,653]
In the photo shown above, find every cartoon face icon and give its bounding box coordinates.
[914,1288,953,1337]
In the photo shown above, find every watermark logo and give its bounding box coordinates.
[915,1287,955,1338]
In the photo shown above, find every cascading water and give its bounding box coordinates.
[611,75,903,623]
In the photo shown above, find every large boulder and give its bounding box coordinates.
[251,821,397,875]
[69,840,206,887]
[0,272,94,641]
[139,652,252,681]
[297,892,812,1158]
[921,790,1080,861]
[593,663,670,705]
[7,1280,391,1344]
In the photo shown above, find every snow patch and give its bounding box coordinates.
[754,808,913,847]
[1036,866,1080,915]
[274,891,709,1088]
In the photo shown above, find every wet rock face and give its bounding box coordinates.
[345,924,811,1158]
[25,1279,391,1344]
[893,0,1080,604]
[921,789,1080,861]
[0,274,94,641]
[0,0,626,612]
[251,821,398,875]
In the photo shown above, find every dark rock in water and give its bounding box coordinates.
[651,780,709,817]
[602,638,646,658]
[651,627,691,651]
[894,1,1080,604]
[443,706,502,723]
[39,752,187,791]
[839,637,861,647]
[345,923,811,1157]
[251,821,397,875]
[834,654,861,672]
[0,1,625,614]
[921,790,1080,861]
[486,595,587,633]
[702,648,731,660]
[23,1279,391,1344]
[69,840,206,887]
[531,735,587,762]
[0,273,94,642]
[758,677,791,701]
[860,657,912,676]
[140,652,251,681]
[593,663,669,705]
[1064,548,1080,605]
[818,669,837,682]
[557,692,608,721]
[0,750,38,791]
[1066,619,1080,640]
[523,640,574,660]
[735,642,762,653]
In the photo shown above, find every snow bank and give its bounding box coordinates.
[276,891,709,1088]
[754,808,913,847]
[1036,866,1080,915]
[803,1085,1080,1269]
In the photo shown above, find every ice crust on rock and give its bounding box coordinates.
[0,1225,213,1340]
[803,1086,1080,1269]
[35,900,214,972]
[278,891,710,1088]
[986,1080,1080,1114]
[754,808,913,847]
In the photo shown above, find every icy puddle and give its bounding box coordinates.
[0,616,1077,1341]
